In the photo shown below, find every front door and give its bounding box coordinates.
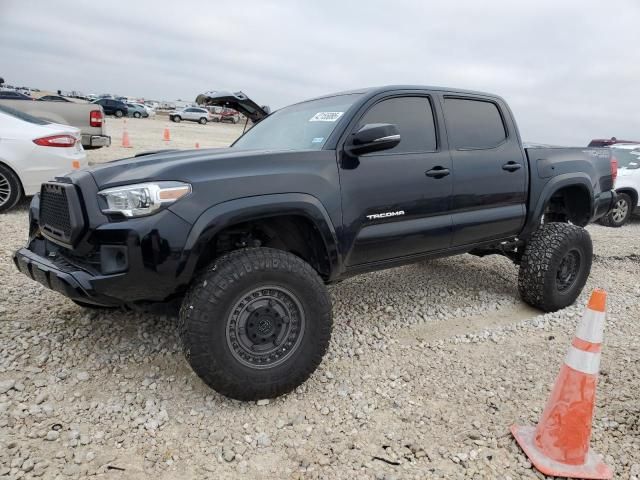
[339,94,453,267]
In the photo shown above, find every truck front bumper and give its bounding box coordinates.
[13,192,194,308]
[13,245,123,307]
[81,134,111,148]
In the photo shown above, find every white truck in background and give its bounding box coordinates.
[0,99,111,149]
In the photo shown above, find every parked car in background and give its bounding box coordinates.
[0,104,87,212]
[0,98,111,149]
[130,102,155,118]
[589,137,640,147]
[219,107,240,124]
[92,98,128,117]
[599,144,640,227]
[0,91,32,100]
[38,95,71,102]
[169,107,212,124]
[126,103,149,118]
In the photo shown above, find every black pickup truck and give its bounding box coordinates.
[14,86,617,400]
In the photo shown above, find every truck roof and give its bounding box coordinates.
[302,85,503,103]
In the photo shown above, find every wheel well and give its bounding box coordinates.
[196,215,331,279]
[543,185,591,226]
[616,188,638,208]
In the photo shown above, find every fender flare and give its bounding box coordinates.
[175,193,341,282]
[521,173,594,237]
[614,186,639,207]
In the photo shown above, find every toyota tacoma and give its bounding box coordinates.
[14,86,617,400]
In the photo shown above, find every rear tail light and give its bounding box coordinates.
[33,135,77,148]
[90,109,103,127]
[610,156,618,185]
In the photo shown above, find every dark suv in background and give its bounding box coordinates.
[92,98,128,118]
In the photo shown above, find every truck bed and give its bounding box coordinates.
[523,146,614,232]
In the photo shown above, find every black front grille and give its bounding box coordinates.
[40,184,72,239]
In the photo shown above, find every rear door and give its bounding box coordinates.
[182,108,193,120]
[339,93,453,266]
[442,95,527,246]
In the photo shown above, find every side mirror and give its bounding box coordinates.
[346,123,400,156]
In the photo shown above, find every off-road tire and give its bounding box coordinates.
[599,193,632,228]
[518,223,592,312]
[179,248,333,400]
[0,163,23,213]
[199,117,207,125]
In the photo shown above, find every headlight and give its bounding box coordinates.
[98,182,191,217]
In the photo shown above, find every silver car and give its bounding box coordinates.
[169,107,212,124]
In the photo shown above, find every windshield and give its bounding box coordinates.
[233,93,362,151]
[611,147,640,168]
[0,104,50,125]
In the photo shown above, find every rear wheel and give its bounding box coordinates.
[518,223,592,312]
[199,117,208,125]
[179,248,332,400]
[133,111,141,118]
[0,164,22,213]
[600,193,632,227]
[114,110,124,118]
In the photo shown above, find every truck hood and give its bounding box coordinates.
[194,91,270,122]
[87,147,292,188]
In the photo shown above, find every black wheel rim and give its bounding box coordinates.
[556,249,581,293]
[226,286,305,369]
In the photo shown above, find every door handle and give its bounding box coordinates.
[502,161,522,172]
[425,166,450,179]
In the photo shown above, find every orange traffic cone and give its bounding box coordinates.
[121,129,132,148]
[195,142,200,149]
[511,289,612,479]
[163,127,171,142]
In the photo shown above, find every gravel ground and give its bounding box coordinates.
[1,124,639,479]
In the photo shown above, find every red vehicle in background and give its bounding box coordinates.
[219,107,240,124]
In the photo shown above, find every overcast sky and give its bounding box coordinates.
[1,0,638,145]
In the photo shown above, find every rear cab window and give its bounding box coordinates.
[443,97,507,149]
[357,96,437,154]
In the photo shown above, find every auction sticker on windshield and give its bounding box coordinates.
[309,112,344,122]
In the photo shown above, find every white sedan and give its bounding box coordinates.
[0,104,87,212]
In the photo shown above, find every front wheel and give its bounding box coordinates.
[0,164,22,213]
[179,248,333,400]
[114,110,124,118]
[518,223,592,312]
[172,116,181,123]
[599,193,632,228]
